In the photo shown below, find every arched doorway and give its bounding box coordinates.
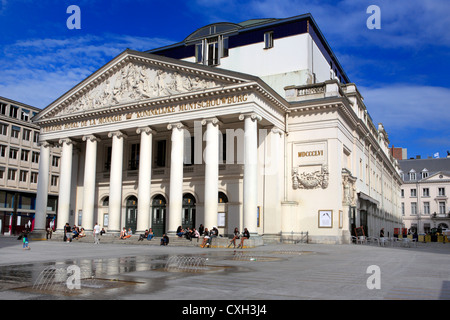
[182,193,196,230]
[152,194,166,237]
[125,196,138,233]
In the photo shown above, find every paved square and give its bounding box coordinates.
[0,236,449,300]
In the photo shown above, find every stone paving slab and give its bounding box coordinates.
[0,235,449,302]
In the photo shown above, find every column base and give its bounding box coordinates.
[29,230,48,241]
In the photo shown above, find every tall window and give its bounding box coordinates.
[423,188,429,197]
[21,109,30,121]
[23,129,31,141]
[195,36,229,66]
[30,172,38,184]
[439,201,446,214]
[0,145,6,157]
[156,140,166,167]
[9,105,18,118]
[19,170,27,182]
[264,31,274,49]
[411,202,417,215]
[52,156,60,167]
[33,131,40,144]
[8,168,16,181]
[31,151,39,164]
[21,149,29,162]
[11,126,20,139]
[423,202,430,214]
[0,103,6,115]
[51,175,58,187]
[438,187,446,196]
[9,148,18,159]
[207,37,219,66]
[0,123,7,136]
[410,189,417,197]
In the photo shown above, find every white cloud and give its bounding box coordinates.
[360,84,450,132]
[0,34,174,108]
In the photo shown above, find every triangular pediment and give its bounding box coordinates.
[423,171,450,182]
[35,50,254,122]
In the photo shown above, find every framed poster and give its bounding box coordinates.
[217,212,226,228]
[318,210,333,228]
[339,210,343,229]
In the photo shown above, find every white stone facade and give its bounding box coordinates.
[32,15,402,243]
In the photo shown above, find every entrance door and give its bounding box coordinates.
[125,196,138,233]
[152,195,166,237]
[182,193,196,230]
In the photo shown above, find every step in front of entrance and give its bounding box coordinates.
[48,233,260,248]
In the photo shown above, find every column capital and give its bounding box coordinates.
[270,126,285,136]
[167,122,186,131]
[201,117,221,127]
[136,126,157,135]
[238,112,262,122]
[58,138,77,146]
[82,134,100,143]
[107,130,127,139]
[37,140,52,148]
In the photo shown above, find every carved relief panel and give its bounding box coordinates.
[291,141,329,190]
[54,62,224,117]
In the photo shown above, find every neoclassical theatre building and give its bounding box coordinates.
[32,14,403,243]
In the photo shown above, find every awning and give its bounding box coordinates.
[358,192,379,206]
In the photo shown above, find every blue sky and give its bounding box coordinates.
[0,0,449,159]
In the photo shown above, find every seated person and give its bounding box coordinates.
[176,226,185,238]
[200,228,210,248]
[77,228,86,238]
[138,230,149,241]
[237,228,250,248]
[72,227,79,239]
[184,227,193,240]
[120,227,131,239]
[147,228,154,240]
[228,227,240,248]
[207,226,219,245]
[160,234,169,246]
[100,228,106,236]
[191,228,200,240]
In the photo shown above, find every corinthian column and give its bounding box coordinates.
[56,138,75,231]
[239,113,261,235]
[167,122,185,235]
[108,131,126,233]
[202,117,220,229]
[136,127,156,233]
[82,134,100,231]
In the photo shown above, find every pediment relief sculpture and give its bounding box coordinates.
[52,62,225,118]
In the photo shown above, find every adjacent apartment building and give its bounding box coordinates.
[0,96,60,235]
[399,156,450,234]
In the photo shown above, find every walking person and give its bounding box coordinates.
[93,222,101,244]
[22,231,30,250]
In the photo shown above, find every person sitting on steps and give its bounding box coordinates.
[200,228,210,248]
[237,228,250,248]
